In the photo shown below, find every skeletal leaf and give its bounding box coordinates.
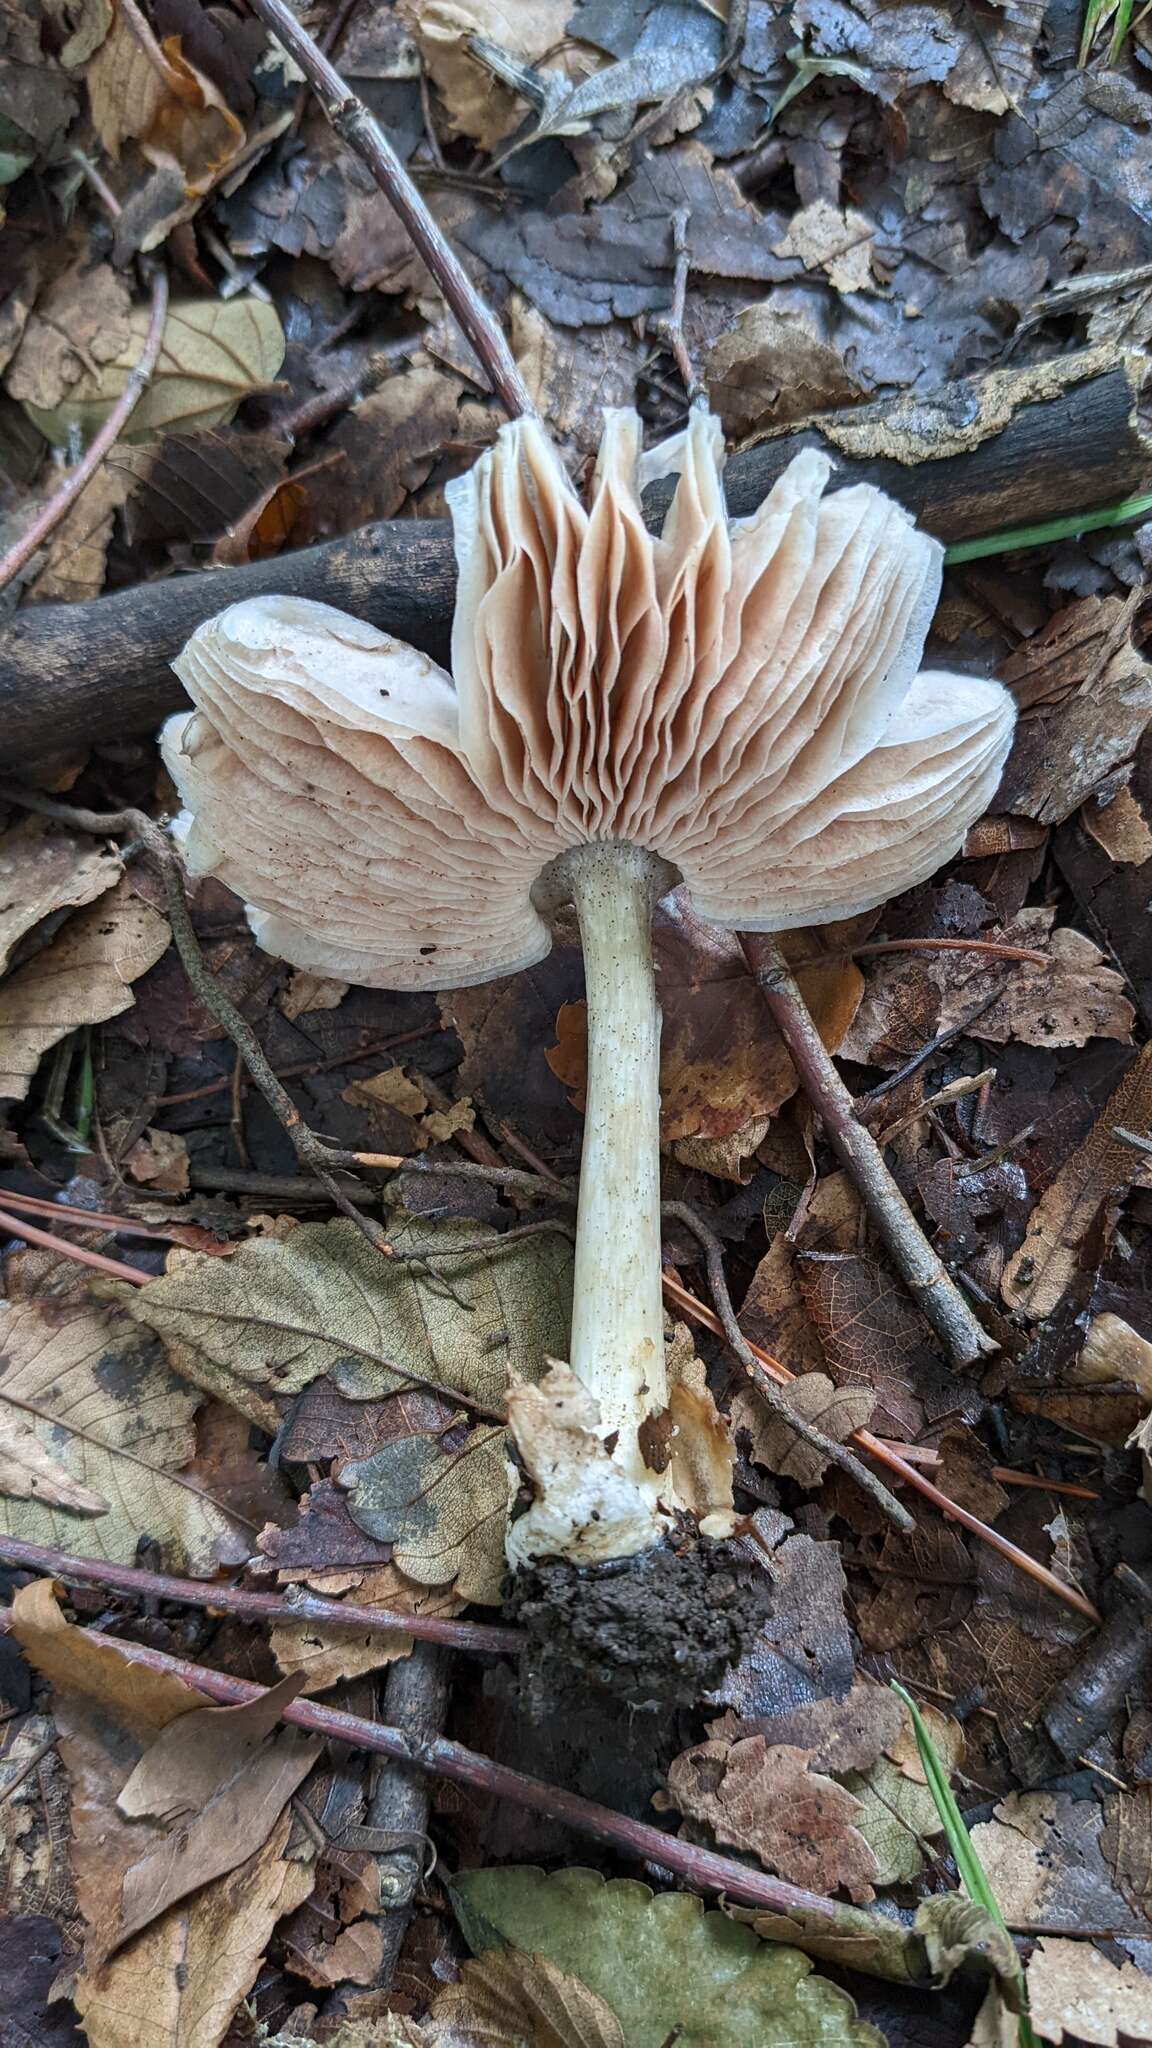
[24,296,285,447]
[0,877,169,1102]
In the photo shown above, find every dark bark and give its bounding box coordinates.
[2,351,1147,770]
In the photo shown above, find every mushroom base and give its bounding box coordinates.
[506,1528,771,1712]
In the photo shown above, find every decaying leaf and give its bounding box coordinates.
[270,1564,465,1690]
[998,594,1152,826]
[3,261,134,414]
[124,1126,190,1194]
[1026,1936,1152,2044]
[84,0,245,195]
[398,0,576,150]
[772,201,876,294]
[451,1865,885,2047]
[705,296,866,435]
[24,296,285,447]
[126,1213,573,1429]
[1002,1043,1152,1318]
[731,1372,875,1488]
[1072,1313,1152,1399]
[0,823,122,975]
[344,1423,510,1605]
[665,1733,879,1903]
[968,1792,1142,1937]
[0,1249,246,1573]
[841,1706,963,1886]
[0,876,169,1101]
[0,1406,108,1515]
[840,907,1134,1068]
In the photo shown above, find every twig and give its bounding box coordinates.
[651,209,703,404]
[0,1604,863,1920]
[339,1643,452,2004]
[0,1538,521,1657]
[0,1731,58,1804]
[243,0,534,420]
[741,933,997,1368]
[856,992,1006,1103]
[156,1025,439,1107]
[661,1270,1101,1626]
[0,265,169,595]
[662,1200,914,1533]
[0,1205,151,1283]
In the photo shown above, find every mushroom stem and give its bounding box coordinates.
[562,841,669,1489]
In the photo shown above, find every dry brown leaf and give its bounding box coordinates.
[429,1948,626,2045]
[665,1733,879,1903]
[398,0,574,149]
[117,1674,308,1822]
[840,907,1134,1067]
[0,877,169,1101]
[1072,1313,1152,1399]
[772,202,875,294]
[1026,1936,1152,2044]
[968,1792,1137,1936]
[3,261,134,413]
[705,296,865,436]
[277,969,348,1020]
[998,594,1152,826]
[0,1407,108,1515]
[74,1807,315,2048]
[84,0,245,194]
[269,1563,465,1690]
[0,823,121,975]
[738,1173,863,1381]
[664,1325,737,1535]
[731,1372,875,1488]
[24,464,134,605]
[125,1127,190,1195]
[1002,1043,1152,1318]
[1081,783,1152,864]
[286,1912,385,1991]
[509,296,644,459]
[343,1066,430,1121]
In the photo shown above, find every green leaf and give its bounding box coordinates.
[24,296,285,447]
[126,1214,573,1429]
[451,1867,887,2048]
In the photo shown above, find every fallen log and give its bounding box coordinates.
[2,347,1146,769]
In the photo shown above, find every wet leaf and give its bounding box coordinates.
[451,1865,886,2047]
[0,1249,246,1573]
[24,297,285,448]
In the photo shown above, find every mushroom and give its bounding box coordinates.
[163,407,1015,1580]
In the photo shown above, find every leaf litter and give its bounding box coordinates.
[4,0,1152,2037]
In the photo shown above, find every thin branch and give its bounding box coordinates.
[243,0,534,420]
[0,1538,521,1657]
[787,937,1052,973]
[662,1200,914,1534]
[0,1205,149,1284]
[0,265,169,595]
[741,933,998,1369]
[651,208,703,404]
[0,1602,863,1921]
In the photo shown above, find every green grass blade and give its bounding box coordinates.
[890,1683,1038,2048]
[944,486,1152,565]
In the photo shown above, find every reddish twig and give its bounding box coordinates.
[0,265,169,595]
[243,0,533,420]
[661,1270,1101,1626]
[0,1538,521,1658]
[741,933,997,1369]
[0,1603,853,1920]
[0,1206,149,1284]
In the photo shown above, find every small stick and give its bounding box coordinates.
[651,209,703,405]
[0,1538,521,1657]
[0,1603,855,1921]
[787,937,1052,972]
[741,934,997,1368]
[243,0,534,421]
[662,1201,914,1533]
[0,263,169,595]
[347,1643,452,2002]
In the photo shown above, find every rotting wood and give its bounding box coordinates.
[2,352,1147,769]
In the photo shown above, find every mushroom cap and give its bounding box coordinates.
[164,409,1015,988]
